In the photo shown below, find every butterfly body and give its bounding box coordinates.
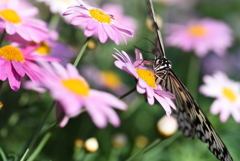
[146,0,233,160]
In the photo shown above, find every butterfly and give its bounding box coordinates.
[146,0,233,161]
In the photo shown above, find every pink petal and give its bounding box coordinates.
[56,103,69,127]
[147,96,154,105]
[66,63,80,78]
[84,26,97,37]
[103,23,117,42]
[85,100,107,128]
[98,24,108,43]
[90,89,127,110]
[100,105,121,127]
[155,94,172,115]
[0,58,6,66]
[136,83,146,94]
[231,107,240,123]
[8,66,21,91]
[5,22,16,35]
[51,61,68,78]
[0,61,10,81]
[71,16,89,26]
[12,61,25,77]
[86,19,99,30]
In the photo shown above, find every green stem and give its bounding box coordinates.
[26,132,52,161]
[73,37,91,67]
[0,147,7,161]
[0,81,3,91]
[0,30,6,47]
[126,138,163,161]
[19,101,56,161]
[186,54,199,99]
[48,14,61,30]
[118,87,136,99]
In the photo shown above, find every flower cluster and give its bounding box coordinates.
[0,0,138,129]
[0,0,74,91]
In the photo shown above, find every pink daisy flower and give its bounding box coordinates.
[165,18,233,57]
[6,33,75,65]
[26,62,127,128]
[199,71,240,122]
[0,45,57,91]
[0,0,49,43]
[112,48,176,115]
[101,3,138,32]
[63,0,134,45]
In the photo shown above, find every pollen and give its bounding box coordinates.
[35,42,51,55]
[100,71,121,90]
[188,24,207,37]
[222,87,237,102]
[89,9,111,23]
[0,45,24,62]
[136,69,156,88]
[0,9,22,24]
[62,78,89,96]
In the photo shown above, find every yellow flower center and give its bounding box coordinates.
[89,9,111,23]
[222,87,237,102]
[136,69,156,88]
[100,71,121,90]
[0,102,3,109]
[0,9,21,24]
[62,78,89,96]
[188,24,207,37]
[35,42,51,55]
[0,45,24,62]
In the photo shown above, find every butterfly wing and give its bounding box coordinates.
[156,70,233,161]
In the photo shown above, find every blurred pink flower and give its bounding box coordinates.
[80,65,129,95]
[63,0,134,45]
[101,3,137,32]
[36,0,78,23]
[0,0,49,43]
[0,45,57,91]
[6,33,75,65]
[26,62,127,128]
[112,48,176,115]
[199,71,240,123]
[165,18,233,57]
[36,0,77,14]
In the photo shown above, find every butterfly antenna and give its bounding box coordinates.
[133,45,153,54]
[146,0,166,58]
[134,38,161,55]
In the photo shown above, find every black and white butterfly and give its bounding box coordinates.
[146,0,233,161]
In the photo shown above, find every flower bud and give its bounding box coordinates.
[112,133,128,148]
[156,115,178,138]
[84,137,99,153]
[135,135,149,148]
[145,15,163,32]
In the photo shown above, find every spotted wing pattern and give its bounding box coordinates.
[146,0,233,160]
[155,70,233,161]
